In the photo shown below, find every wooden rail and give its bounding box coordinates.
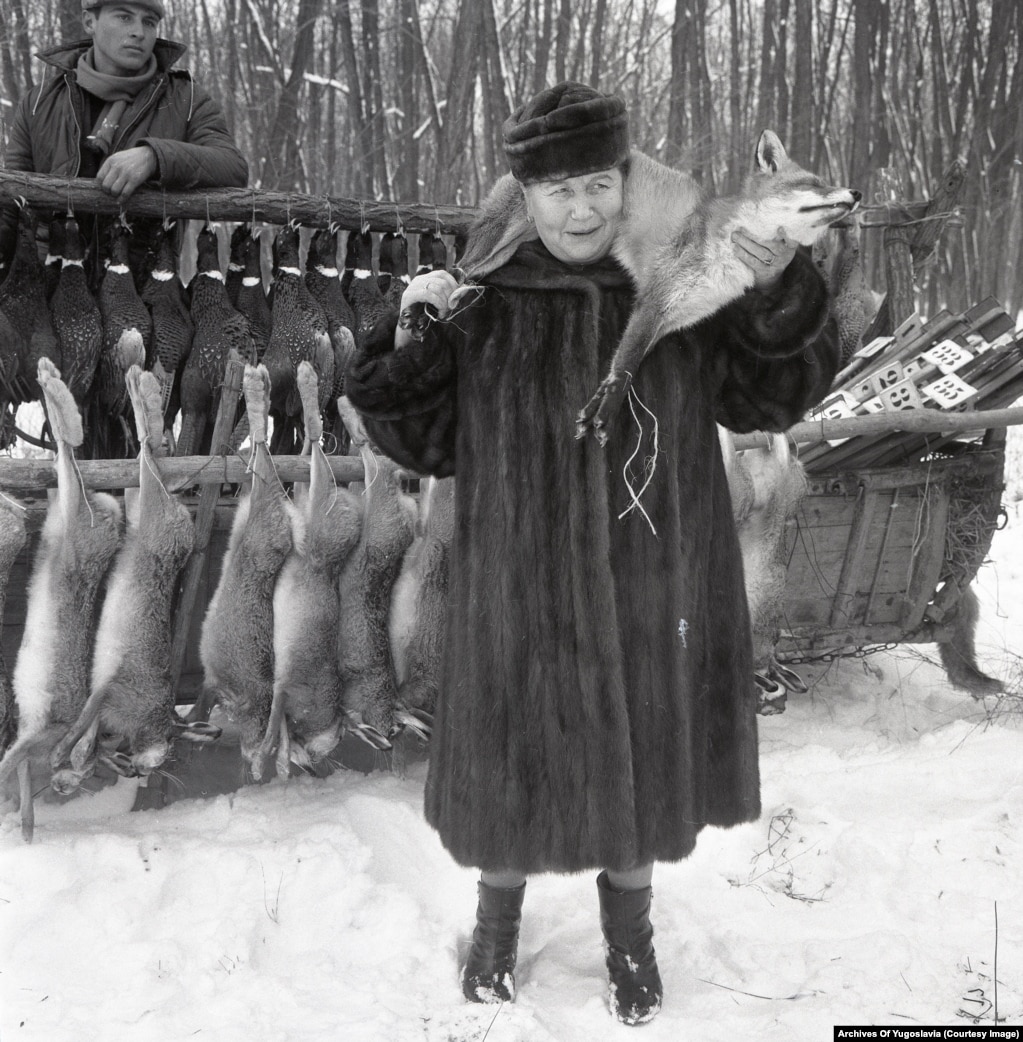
[0,452,366,491]
[0,171,479,235]
[0,170,912,237]
[1,405,1020,489]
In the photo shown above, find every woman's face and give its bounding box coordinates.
[522,167,625,265]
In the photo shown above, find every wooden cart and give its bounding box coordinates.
[778,436,1006,659]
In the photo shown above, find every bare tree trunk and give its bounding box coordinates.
[555,0,570,82]
[335,0,370,196]
[433,0,482,201]
[58,0,80,43]
[790,0,812,163]
[665,0,690,168]
[260,0,323,192]
[360,0,389,196]
[726,0,742,187]
[589,0,608,87]
[755,0,779,137]
[533,0,553,93]
[848,0,876,196]
[407,0,443,194]
[393,0,419,200]
[9,0,32,90]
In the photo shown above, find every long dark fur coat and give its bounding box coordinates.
[347,239,839,874]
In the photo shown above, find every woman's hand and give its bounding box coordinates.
[731,226,796,292]
[396,270,462,348]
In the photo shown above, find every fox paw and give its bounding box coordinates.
[575,371,633,445]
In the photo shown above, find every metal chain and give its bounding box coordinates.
[778,642,901,666]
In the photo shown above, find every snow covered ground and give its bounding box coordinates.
[2,442,1022,1041]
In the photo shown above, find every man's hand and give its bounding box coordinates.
[731,226,796,292]
[96,146,158,201]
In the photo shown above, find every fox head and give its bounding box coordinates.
[746,130,861,246]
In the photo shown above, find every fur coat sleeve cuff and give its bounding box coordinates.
[718,248,831,356]
[709,250,841,434]
[344,313,458,477]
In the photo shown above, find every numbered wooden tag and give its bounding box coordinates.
[811,390,859,422]
[921,339,974,374]
[878,378,925,412]
[811,390,858,445]
[859,395,886,414]
[869,360,907,395]
[892,312,924,345]
[854,335,894,360]
[902,356,926,378]
[921,372,979,408]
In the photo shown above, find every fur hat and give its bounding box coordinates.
[83,0,166,18]
[503,82,629,184]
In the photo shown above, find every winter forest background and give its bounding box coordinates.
[0,0,1021,322]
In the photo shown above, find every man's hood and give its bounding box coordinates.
[34,37,187,75]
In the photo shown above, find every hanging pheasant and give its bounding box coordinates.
[305,224,357,404]
[414,231,448,276]
[344,229,389,348]
[261,222,331,453]
[379,231,410,313]
[50,215,102,408]
[177,224,252,457]
[234,226,272,362]
[141,220,193,429]
[225,222,249,307]
[0,204,60,406]
[44,216,66,301]
[94,220,152,457]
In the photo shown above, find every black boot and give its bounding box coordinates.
[461,879,526,1003]
[597,870,663,1025]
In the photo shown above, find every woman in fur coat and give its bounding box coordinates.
[345,82,841,1026]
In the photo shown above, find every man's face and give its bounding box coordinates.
[82,4,159,77]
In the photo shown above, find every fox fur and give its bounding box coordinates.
[445,131,859,440]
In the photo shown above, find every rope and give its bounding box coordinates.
[617,384,659,536]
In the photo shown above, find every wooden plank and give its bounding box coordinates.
[901,483,949,630]
[828,486,879,628]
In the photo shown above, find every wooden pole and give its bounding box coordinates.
[0,448,366,491]
[729,404,1023,452]
[1,405,1020,485]
[863,159,967,339]
[0,171,479,235]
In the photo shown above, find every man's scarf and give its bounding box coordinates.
[75,47,158,156]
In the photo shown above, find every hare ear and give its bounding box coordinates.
[755,130,788,173]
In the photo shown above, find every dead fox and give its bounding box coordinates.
[409,131,860,442]
[576,130,861,439]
